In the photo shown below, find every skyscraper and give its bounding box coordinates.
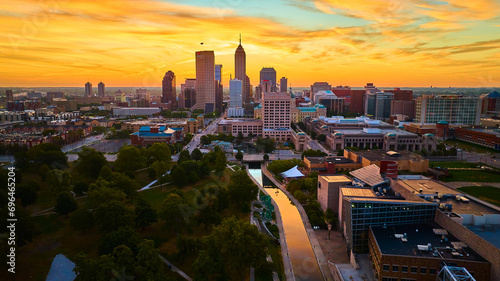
[365,92,394,120]
[260,67,277,90]
[229,79,243,108]
[215,64,223,113]
[280,77,288,93]
[235,36,249,104]
[5,90,13,102]
[98,82,105,97]
[85,82,92,96]
[262,92,292,142]
[180,79,196,109]
[162,70,176,108]
[194,50,215,112]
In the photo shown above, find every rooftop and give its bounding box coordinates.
[350,164,387,187]
[334,128,417,136]
[351,150,426,162]
[370,223,487,262]
[394,179,461,197]
[305,156,355,165]
[341,187,376,198]
[465,224,500,249]
[320,175,352,183]
[460,127,500,138]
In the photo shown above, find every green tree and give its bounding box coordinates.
[317,134,327,142]
[214,151,227,173]
[134,198,158,229]
[256,137,275,153]
[135,240,168,281]
[86,186,127,209]
[14,208,38,247]
[146,143,172,165]
[16,183,38,207]
[76,147,107,178]
[98,165,113,181]
[201,217,268,280]
[95,201,134,233]
[98,226,141,255]
[46,169,72,194]
[301,149,327,160]
[188,170,200,184]
[73,181,89,195]
[227,170,258,207]
[26,143,68,168]
[177,150,191,164]
[151,160,168,179]
[115,145,146,173]
[38,164,50,181]
[55,191,78,217]
[160,194,191,236]
[70,208,94,232]
[263,154,269,162]
[196,195,222,230]
[192,250,219,281]
[235,150,244,162]
[200,135,211,146]
[112,245,135,272]
[171,166,189,187]
[191,148,203,161]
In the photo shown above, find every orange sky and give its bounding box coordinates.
[1,0,500,87]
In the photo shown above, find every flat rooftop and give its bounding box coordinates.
[333,128,416,136]
[320,175,352,183]
[462,127,500,138]
[305,156,355,164]
[341,187,376,198]
[440,197,500,215]
[351,150,426,162]
[371,223,487,262]
[465,224,500,249]
[395,179,461,196]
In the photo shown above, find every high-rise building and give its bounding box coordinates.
[85,82,92,96]
[98,82,105,97]
[235,37,251,105]
[480,91,500,114]
[310,82,331,102]
[416,95,481,125]
[229,79,243,108]
[161,71,176,108]
[262,92,292,141]
[215,64,222,83]
[215,64,223,113]
[365,92,394,120]
[194,50,215,112]
[180,79,196,109]
[280,77,288,93]
[245,75,251,102]
[260,67,277,89]
[5,90,13,102]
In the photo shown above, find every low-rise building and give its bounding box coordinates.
[130,126,183,147]
[122,118,200,135]
[304,156,362,174]
[217,118,263,138]
[344,149,429,173]
[317,175,352,213]
[455,127,500,150]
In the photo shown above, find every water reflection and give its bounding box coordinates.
[248,169,323,281]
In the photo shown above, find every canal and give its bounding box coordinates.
[248,168,323,281]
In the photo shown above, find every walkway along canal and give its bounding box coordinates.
[248,167,324,281]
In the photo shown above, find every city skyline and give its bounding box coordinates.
[1,0,500,87]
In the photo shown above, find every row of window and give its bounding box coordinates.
[383,264,437,275]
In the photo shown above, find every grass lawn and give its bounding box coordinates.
[134,168,153,187]
[457,186,500,207]
[443,139,498,154]
[442,170,500,182]
[430,161,479,169]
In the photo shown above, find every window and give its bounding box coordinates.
[429,268,437,275]
[392,265,399,272]
[420,267,427,274]
[383,264,390,271]
[411,266,418,273]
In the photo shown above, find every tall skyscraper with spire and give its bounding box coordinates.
[162,70,176,109]
[235,35,250,104]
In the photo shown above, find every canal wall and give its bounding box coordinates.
[262,165,334,281]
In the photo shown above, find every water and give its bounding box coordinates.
[248,169,323,281]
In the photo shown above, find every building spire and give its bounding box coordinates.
[239,34,241,45]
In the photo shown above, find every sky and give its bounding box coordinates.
[1,0,500,88]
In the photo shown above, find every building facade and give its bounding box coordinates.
[260,67,277,89]
[280,77,287,93]
[365,92,394,120]
[415,95,481,125]
[161,70,176,108]
[85,82,93,96]
[262,92,292,141]
[98,82,105,97]
[194,50,215,111]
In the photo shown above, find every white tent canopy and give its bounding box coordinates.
[280,165,305,179]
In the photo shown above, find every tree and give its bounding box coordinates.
[188,170,200,184]
[70,208,94,232]
[98,165,113,181]
[97,226,141,255]
[151,160,168,179]
[86,186,127,209]
[191,148,203,161]
[227,171,258,207]
[160,194,191,236]
[95,201,134,233]
[38,164,50,181]
[196,194,222,230]
[317,134,327,142]
[201,217,268,280]
[135,240,168,281]
[112,245,134,272]
[134,198,158,229]
[76,147,107,178]
[177,150,191,164]
[263,154,269,162]
[235,150,244,162]
[26,143,68,168]
[171,166,189,187]
[55,191,78,217]
[115,145,146,173]
[192,250,218,281]
[184,133,194,144]
[200,135,211,146]
[146,143,172,165]
[301,149,327,160]
[293,190,307,204]
[16,183,38,207]
[46,169,72,194]
[73,181,89,195]
[214,151,227,173]
[256,137,275,153]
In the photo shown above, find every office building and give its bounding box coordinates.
[280,77,287,93]
[260,67,277,89]
[415,95,481,125]
[215,64,222,83]
[215,64,223,113]
[161,70,176,109]
[317,175,353,213]
[455,127,500,150]
[480,91,500,114]
[98,82,105,97]
[131,126,183,147]
[262,92,292,141]
[229,79,243,109]
[47,92,64,101]
[310,82,331,102]
[344,149,429,173]
[6,90,13,101]
[365,92,394,120]
[369,223,490,281]
[85,82,92,96]
[350,90,365,114]
[217,118,263,138]
[194,51,215,112]
[235,37,249,104]
[180,78,196,109]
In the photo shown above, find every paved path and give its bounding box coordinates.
[262,166,333,281]
[158,254,192,281]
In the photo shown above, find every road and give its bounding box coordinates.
[184,118,221,153]
[295,128,331,155]
[62,134,105,153]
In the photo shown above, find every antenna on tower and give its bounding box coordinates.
[239,34,241,45]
